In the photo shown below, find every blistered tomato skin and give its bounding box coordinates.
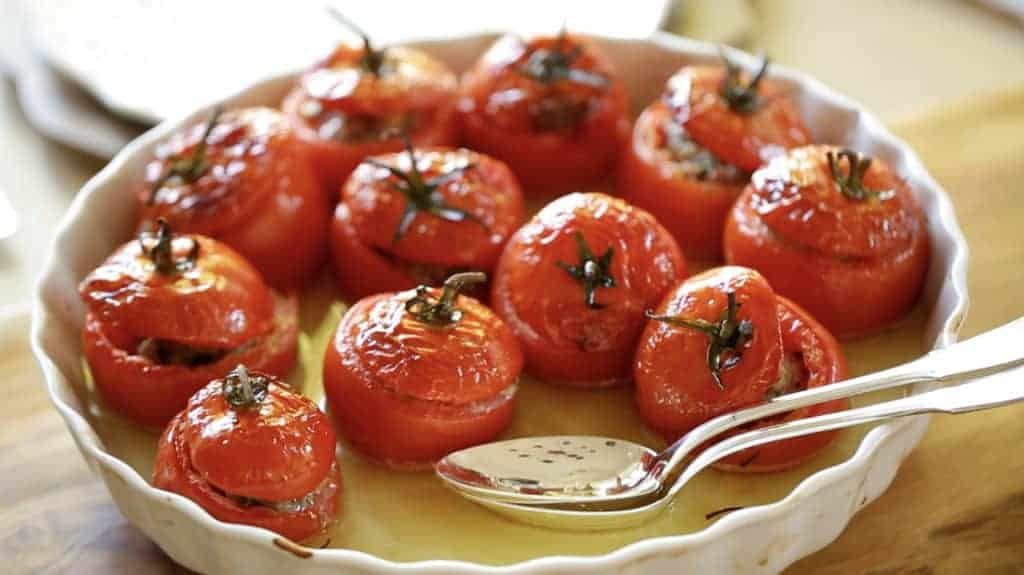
[282,44,458,197]
[329,147,525,300]
[724,145,930,338]
[79,231,298,428]
[458,33,631,197]
[492,193,688,387]
[323,287,523,466]
[634,266,848,472]
[665,65,811,173]
[154,372,341,542]
[617,100,748,261]
[138,107,329,291]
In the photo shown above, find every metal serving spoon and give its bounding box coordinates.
[436,318,1024,530]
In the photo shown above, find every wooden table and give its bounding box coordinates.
[3,87,1023,575]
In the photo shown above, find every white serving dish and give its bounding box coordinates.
[32,32,968,574]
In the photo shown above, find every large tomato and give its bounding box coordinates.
[724,145,930,338]
[137,107,329,291]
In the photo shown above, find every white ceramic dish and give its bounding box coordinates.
[32,32,968,574]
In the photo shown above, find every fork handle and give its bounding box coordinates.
[669,360,1024,497]
[657,317,1024,480]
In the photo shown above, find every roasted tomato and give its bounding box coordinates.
[634,266,848,472]
[492,192,687,387]
[137,107,329,291]
[617,99,748,261]
[329,144,525,300]
[154,366,341,541]
[723,146,930,338]
[80,221,298,428]
[282,12,458,197]
[663,54,811,173]
[457,31,630,197]
[324,272,522,467]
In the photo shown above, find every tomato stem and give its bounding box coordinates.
[138,218,199,275]
[326,6,386,75]
[517,28,607,89]
[827,149,894,202]
[405,271,487,325]
[147,106,223,205]
[556,231,616,309]
[366,137,488,243]
[224,364,269,409]
[718,47,770,115]
[645,291,754,390]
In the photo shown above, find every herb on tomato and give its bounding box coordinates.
[557,231,616,309]
[366,140,486,243]
[404,271,487,325]
[326,6,386,75]
[147,106,222,205]
[223,364,270,409]
[827,149,894,202]
[718,48,770,115]
[645,291,753,390]
[139,218,199,275]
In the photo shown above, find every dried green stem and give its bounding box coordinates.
[405,271,487,325]
[138,218,199,275]
[718,47,770,115]
[557,231,616,309]
[827,149,894,202]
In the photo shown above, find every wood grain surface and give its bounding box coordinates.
[2,88,1023,575]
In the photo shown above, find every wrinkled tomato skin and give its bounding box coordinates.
[153,376,341,542]
[715,296,849,472]
[323,291,523,466]
[723,145,930,338]
[634,267,784,437]
[282,45,458,198]
[492,193,687,387]
[329,147,525,300]
[82,294,298,429]
[458,34,630,197]
[667,65,811,173]
[617,101,745,261]
[137,107,329,291]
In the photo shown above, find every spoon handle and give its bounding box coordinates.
[657,317,1024,481]
[668,356,1024,499]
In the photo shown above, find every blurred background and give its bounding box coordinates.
[1,0,1022,309]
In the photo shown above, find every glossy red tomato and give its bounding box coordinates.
[617,99,748,261]
[665,58,810,173]
[330,146,525,300]
[458,32,630,197]
[80,222,297,428]
[492,192,688,387]
[154,367,341,541]
[724,145,930,338]
[324,272,522,467]
[634,266,848,472]
[282,31,458,197]
[138,107,329,291]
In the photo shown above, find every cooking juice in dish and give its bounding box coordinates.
[81,271,927,566]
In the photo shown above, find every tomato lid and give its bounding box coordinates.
[748,145,925,259]
[665,65,810,172]
[335,290,522,405]
[181,369,336,502]
[79,228,275,350]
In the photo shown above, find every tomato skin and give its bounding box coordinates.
[329,147,525,300]
[723,145,930,338]
[617,100,746,261]
[82,293,298,429]
[153,374,341,542]
[138,107,329,291]
[666,65,810,173]
[282,44,458,197]
[714,295,849,472]
[634,266,784,436]
[458,34,631,197]
[492,193,688,387]
[323,290,523,466]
